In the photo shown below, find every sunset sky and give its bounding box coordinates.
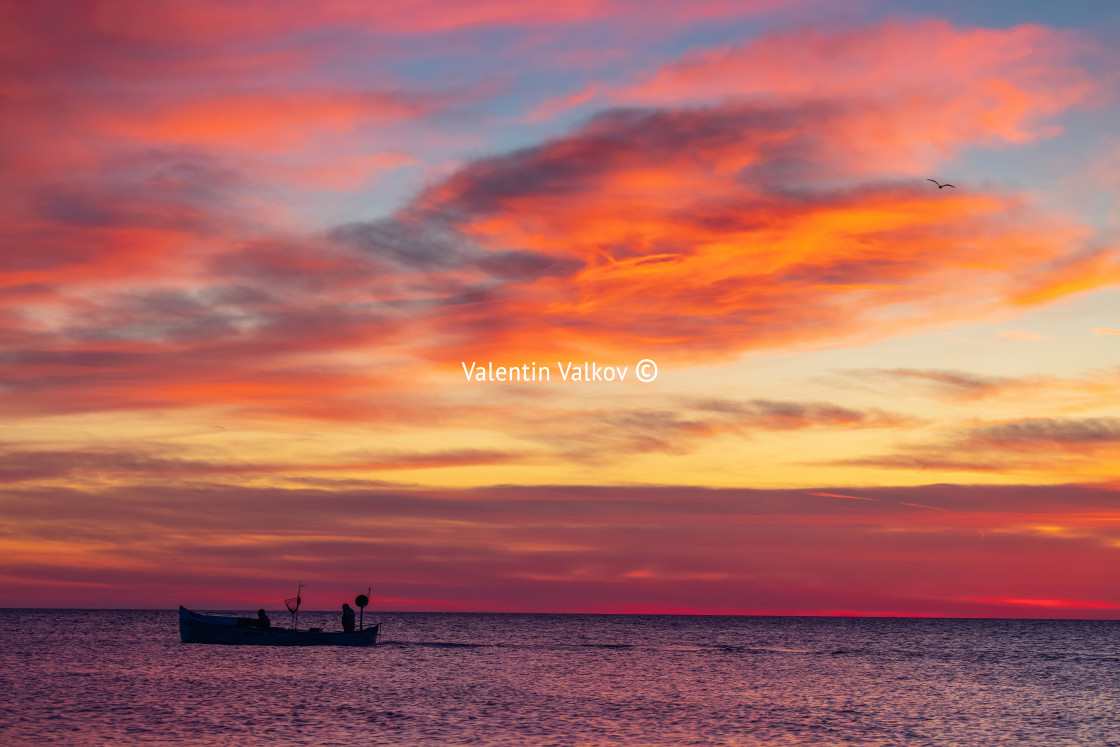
[3,0,1120,617]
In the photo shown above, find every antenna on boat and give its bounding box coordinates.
[285,581,302,631]
[355,587,370,631]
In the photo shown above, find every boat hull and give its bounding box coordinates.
[179,606,380,646]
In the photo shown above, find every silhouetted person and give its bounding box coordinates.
[256,609,271,628]
[341,603,355,632]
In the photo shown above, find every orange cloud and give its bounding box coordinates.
[6,93,1115,422]
[378,102,1115,365]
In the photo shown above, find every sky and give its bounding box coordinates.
[2,0,1119,617]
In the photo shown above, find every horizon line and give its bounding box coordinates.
[4,607,1117,621]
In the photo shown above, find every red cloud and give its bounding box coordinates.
[100,92,440,151]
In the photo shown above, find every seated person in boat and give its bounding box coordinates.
[236,609,272,628]
[341,603,355,632]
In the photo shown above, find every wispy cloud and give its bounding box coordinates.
[831,416,1120,476]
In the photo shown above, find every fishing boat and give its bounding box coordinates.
[180,583,381,646]
[179,606,380,646]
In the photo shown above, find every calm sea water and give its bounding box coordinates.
[2,610,1118,746]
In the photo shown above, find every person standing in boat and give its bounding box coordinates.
[256,609,271,628]
[341,603,355,632]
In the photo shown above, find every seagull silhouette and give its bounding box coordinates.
[927,179,955,189]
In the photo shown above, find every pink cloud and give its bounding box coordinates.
[535,20,1098,171]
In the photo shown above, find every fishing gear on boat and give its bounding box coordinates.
[355,587,370,631]
[285,581,302,631]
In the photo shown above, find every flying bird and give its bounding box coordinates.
[927,179,955,189]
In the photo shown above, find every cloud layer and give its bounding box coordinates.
[3,480,1118,616]
[2,14,1116,421]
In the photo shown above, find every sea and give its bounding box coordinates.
[2,610,1118,746]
